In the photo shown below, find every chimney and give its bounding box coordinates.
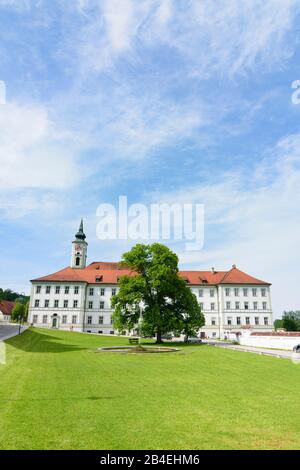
[232,264,236,269]
[211,267,215,273]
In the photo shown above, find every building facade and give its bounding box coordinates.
[28,222,273,339]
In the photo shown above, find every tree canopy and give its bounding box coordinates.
[274,319,284,331]
[111,243,205,343]
[11,301,29,323]
[282,311,300,332]
[0,288,28,302]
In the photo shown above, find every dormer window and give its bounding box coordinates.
[95,275,103,282]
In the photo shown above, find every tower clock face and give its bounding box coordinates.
[75,244,82,251]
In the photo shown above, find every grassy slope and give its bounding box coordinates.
[0,328,300,450]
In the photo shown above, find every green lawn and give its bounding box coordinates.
[1,327,300,450]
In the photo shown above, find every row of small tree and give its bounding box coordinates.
[0,288,28,302]
[274,311,300,332]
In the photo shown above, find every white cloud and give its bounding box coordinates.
[0,189,64,219]
[75,0,300,76]
[101,92,204,159]
[0,102,82,189]
[164,0,299,76]
[77,0,153,72]
[148,133,300,316]
[0,0,29,8]
[0,101,87,218]
[102,0,135,52]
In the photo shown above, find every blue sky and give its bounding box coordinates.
[1,0,300,317]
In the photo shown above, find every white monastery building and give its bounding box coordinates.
[28,221,274,339]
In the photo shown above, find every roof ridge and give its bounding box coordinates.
[219,268,233,283]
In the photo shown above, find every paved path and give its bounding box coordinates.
[207,340,298,360]
[0,324,27,341]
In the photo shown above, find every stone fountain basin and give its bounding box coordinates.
[98,346,179,353]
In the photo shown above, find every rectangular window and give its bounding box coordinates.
[261,288,266,297]
[262,302,267,310]
[210,289,215,298]
[89,301,93,309]
[246,317,250,325]
[253,302,258,310]
[210,303,215,311]
[36,286,41,294]
[255,317,259,325]
[34,299,40,307]
[199,302,204,310]
[54,300,59,308]
[65,286,69,294]
[89,288,94,296]
[212,332,216,338]
[33,315,38,323]
[111,288,116,296]
[235,301,240,310]
[46,286,51,294]
[87,316,92,325]
[55,286,60,294]
[73,300,78,308]
[99,316,104,325]
[64,300,68,308]
[227,317,232,325]
[234,288,239,297]
[236,316,241,325]
[72,315,77,324]
[252,288,257,297]
[243,288,248,297]
[198,289,203,297]
[62,315,67,324]
[226,301,231,310]
[225,288,230,296]
[100,288,105,296]
[244,302,249,310]
[264,317,269,325]
[44,300,49,308]
[43,315,47,323]
[100,301,104,309]
[74,286,79,294]
[211,318,216,325]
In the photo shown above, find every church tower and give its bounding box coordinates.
[71,219,88,269]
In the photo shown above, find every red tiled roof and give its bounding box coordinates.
[179,270,227,285]
[0,300,15,316]
[219,266,269,285]
[31,263,270,286]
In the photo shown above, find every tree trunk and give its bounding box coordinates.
[156,328,163,344]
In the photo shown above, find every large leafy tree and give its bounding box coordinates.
[111,243,205,343]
